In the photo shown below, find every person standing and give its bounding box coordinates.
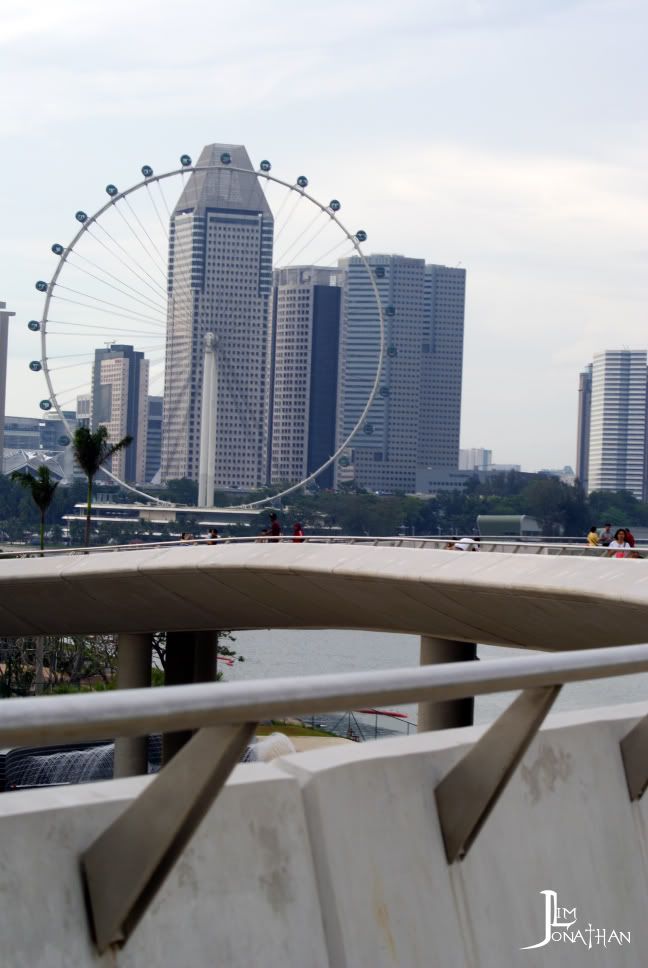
[599,523,613,547]
[586,526,599,547]
[269,512,282,543]
[292,522,305,543]
[624,526,636,548]
[608,529,631,558]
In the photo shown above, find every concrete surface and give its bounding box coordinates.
[0,704,646,966]
[2,542,648,650]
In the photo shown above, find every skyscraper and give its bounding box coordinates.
[336,255,465,493]
[575,364,592,490]
[160,144,274,489]
[269,266,341,488]
[583,350,647,500]
[91,344,149,482]
[145,396,163,483]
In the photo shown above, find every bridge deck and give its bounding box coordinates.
[0,542,645,650]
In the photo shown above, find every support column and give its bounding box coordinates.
[198,333,218,508]
[113,633,152,778]
[418,636,477,732]
[162,630,220,764]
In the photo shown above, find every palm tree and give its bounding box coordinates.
[11,464,60,553]
[72,426,133,547]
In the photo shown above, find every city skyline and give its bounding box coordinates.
[3,1,648,473]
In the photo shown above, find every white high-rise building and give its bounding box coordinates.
[161,144,274,488]
[586,350,647,500]
[459,448,492,471]
[336,255,465,493]
[91,345,149,483]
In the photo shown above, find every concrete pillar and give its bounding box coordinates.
[418,636,477,732]
[114,633,152,778]
[162,630,220,764]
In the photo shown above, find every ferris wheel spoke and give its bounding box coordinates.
[154,179,173,219]
[88,222,167,298]
[276,208,327,265]
[121,195,167,265]
[273,191,304,244]
[111,200,168,283]
[45,319,166,338]
[283,218,332,268]
[145,183,170,239]
[66,253,166,314]
[51,288,165,326]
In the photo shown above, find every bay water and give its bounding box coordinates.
[226,628,648,736]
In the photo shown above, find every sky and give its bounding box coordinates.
[2,0,647,472]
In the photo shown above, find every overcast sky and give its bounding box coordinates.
[2,0,647,471]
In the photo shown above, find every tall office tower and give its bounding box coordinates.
[587,350,647,500]
[76,394,91,429]
[160,144,274,489]
[269,266,341,488]
[575,364,592,490]
[145,396,163,483]
[336,256,465,493]
[91,344,149,483]
[459,448,493,471]
[0,301,16,463]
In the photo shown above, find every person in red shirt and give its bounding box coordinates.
[292,522,305,543]
[624,527,636,548]
[269,512,281,542]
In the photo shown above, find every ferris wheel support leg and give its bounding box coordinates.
[198,333,218,508]
[418,636,477,731]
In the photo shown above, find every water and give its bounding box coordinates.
[225,628,648,734]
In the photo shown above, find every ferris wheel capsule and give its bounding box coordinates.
[75,211,88,223]
[35,280,48,292]
[259,160,271,172]
[51,243,64,255]
[386,305,396,317]
[141,165,153,178]
[28,320,40,332]
[29,360,42,372]
[180,154,192,167]
[39,399,52,411]
[105,184,118,197]
[329,199,341,212]
[355,230,367,242]
[297,175,308,188]
[220,152,232,165]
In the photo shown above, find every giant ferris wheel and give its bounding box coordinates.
[29,151,386,507]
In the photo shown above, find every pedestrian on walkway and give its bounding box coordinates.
[292,522,305,543]
[586,526,599,546]
[269,512,282,543]
[599,523,613,547]
[608,529,631,558]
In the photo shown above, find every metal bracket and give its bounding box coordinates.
[82,721,256,953]
[620,714,648,801]
[435,685,561,863]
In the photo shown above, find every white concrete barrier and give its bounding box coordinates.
[0,705,646,966]
[0,765,329,968]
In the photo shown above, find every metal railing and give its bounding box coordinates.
[0,642,646,748]
[0,533,631,561]
[2,643,646,953]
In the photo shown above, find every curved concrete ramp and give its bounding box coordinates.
[1,543,648,651]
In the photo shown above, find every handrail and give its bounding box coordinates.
[1,643,647,748]
[0,533,626,560]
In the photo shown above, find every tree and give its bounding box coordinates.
[10,465,60,552]
[72,426,133,546]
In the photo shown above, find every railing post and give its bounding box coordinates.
[114,633,153,778]
[418,636,477,731]
[162,630,220,765]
